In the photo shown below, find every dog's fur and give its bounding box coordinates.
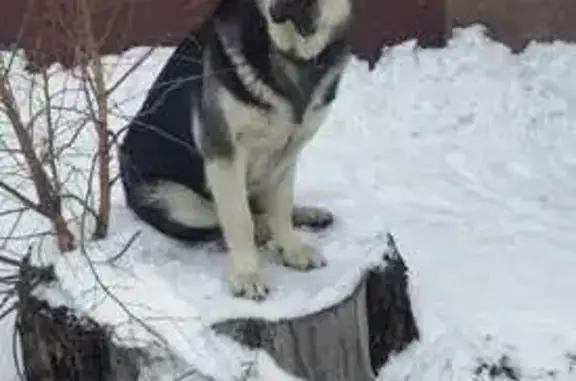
[119,0,353,300]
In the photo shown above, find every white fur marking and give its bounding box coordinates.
[204,157,269,299]
[216,82,332,194]
[143,181,218,227]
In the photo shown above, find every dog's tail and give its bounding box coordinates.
[119,149,222,243]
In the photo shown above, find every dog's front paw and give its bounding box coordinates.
[278,236,326,271]
[227,254,269,301]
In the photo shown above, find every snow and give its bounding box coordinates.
[2,25,576,380]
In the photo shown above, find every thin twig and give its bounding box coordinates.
[0,289,16,314]
[0,255,21,267]
[60,193,99,221]
[0,302,17,321]
[0,230,53,241]
[0,181,44,216]
[12,312,25,381]
[106,47,156,96]
[40,69,61,194]
[106,230,141,265]
[0,207,28,218]
[0,207,27,249]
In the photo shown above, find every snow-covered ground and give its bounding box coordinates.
[2,25,576,380]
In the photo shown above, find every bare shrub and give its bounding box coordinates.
[0,0,157,255]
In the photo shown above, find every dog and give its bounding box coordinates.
[119,0,353,300]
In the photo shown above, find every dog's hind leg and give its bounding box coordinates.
[204,157,269,300]
[292,205,334,230]
[253,206,334,246]
[253,212,273,246]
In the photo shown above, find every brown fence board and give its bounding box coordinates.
[0,0,222,68]
[0,0,446,69]
[3,0,576,70]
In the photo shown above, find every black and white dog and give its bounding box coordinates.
[119,0,353,300]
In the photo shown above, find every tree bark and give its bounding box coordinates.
[15,257,141,381]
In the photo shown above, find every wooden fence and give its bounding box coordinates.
[0,0,574,69]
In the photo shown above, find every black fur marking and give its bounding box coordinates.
[322,73,342,105]
[269,0,319,37]
[292,210,334,230]
[119,36,209,198]
[196,68,235,159]
[210,34,271,111]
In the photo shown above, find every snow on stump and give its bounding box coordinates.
[13,232,419,381]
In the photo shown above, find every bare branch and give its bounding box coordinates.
[0,181,44,216]
[0,207,27,250]
[0,231,53,241]
[40,69,61,192]
[106,230,142,265]
[0,255,21,267]
[0,207,28,218]
[0,53,77,252]
[106,47,156,96]
[60,193,99,221]
[0,302,17,322]
[91,55,112,239]
[0,74,56,215]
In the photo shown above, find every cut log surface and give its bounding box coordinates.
[17,202,419,381]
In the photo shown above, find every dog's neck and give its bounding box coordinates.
[265,35,349,123]
[212,1,350,123]
[269,36,348,93]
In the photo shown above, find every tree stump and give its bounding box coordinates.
[13,232,419,381]
[212,234,419,380]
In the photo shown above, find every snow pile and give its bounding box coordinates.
[1,25,576,380]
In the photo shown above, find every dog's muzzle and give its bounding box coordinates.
[269,0,317,37]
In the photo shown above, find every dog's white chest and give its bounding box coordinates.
[218,86,329,191]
